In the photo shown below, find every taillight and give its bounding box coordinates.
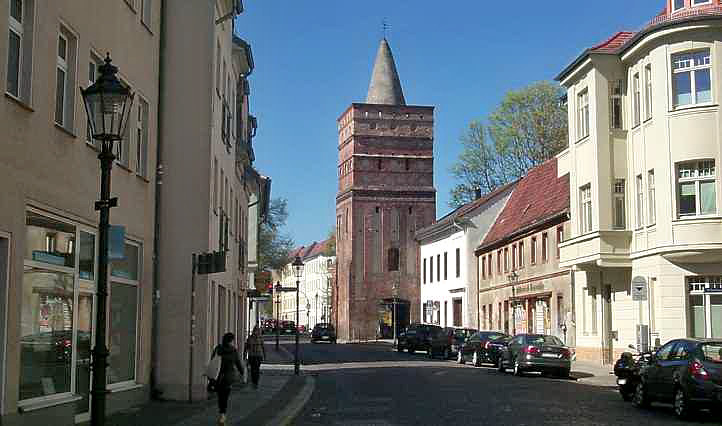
[484,341,491,349]
[523,346,541,356]
[689,360,709,380]
[560,348,571,359]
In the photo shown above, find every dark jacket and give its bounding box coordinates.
[214,344,244,387]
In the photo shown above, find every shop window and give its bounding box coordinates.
[25,210,76,267]
[108,281,137,383]
[79,231,95,280]
[688,276,722,338]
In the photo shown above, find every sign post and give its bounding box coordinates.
[631,276,648,351]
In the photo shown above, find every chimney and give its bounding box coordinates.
[474,187,482,200]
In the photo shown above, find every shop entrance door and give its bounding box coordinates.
[74,291,94,422]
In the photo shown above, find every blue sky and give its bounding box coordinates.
[235,0,663,247]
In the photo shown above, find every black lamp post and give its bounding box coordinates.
[508,271,519,335]
[81,54,134,426]
[292,256,304,375]
[274,281,281,350]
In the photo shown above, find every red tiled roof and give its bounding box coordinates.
[590,31,636,53]
[480,158,569,250]
[305,237,334,259]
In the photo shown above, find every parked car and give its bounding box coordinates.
[498,334,572,378]
[633,338,722,419]
[297,325,307,334]
[458,331,510,366]
[429,327,477,360]
[280,321,296,334]
[311,323,337,344]
[396,323,442,354]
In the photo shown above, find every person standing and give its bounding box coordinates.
[214,332,244,425]
[244,326,266,389]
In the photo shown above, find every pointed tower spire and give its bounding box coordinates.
[366,39,406,105]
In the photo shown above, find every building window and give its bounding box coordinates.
[648,170,656,225]
[633,72,641,127]
[530,237,537,264]
[636,174,644,228]
[644,65,652,120]
[672,50,711,108]
[423,258,426,283]
[213,158,218,212]
[215,41,221,96]
[141,0,151,28]
[487,255,492,278]
[687,276,722,338]
[388,248,399,271]
[577,89,589,140]
[455,248,460,278]
[481,256,486,279]
[86,53,102,146]
[580,185,592,234]
[613,179,626,229]
[55,32,68,126]
[678,160,716,216]
[610,79,624,130]
[692,0,712,5]
[436,254,440,282]
[497,249,502,273]
[6,0,33,102]
[556,226,563,259]
[437,251,444,280]
[504,247,509,272]
[518,241,524,268]
[429,257,433,283]
[511,244,517,270]
[673,0,685,10]
[109,243,140,384]
[542,233,548,263]
[136,98,149,178]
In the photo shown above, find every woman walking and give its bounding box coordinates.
[244,326,266,389]
[214,332,244,425]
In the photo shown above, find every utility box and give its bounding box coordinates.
[636,324,649,352]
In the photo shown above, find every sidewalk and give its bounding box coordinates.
[100,347,311,426]
[571,360,616,388]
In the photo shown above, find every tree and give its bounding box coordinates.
[323,226,336,257]
[257,198,294,272]
[449,81,568,207]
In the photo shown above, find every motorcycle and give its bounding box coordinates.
[613,344,653,401]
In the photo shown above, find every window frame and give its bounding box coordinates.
[55,31,69,127]
[141,0,152,30]
[530,236,537,264]
[541,233,548,263]
[613,179,626,229]
[580,185,593,234]
[673,0,686,11]
[135,96,149,178]
[443,251,447,281]
[671,49,712,109]
[577,89,589,140]
[455,248,460,278]
[518,241,524,269]
[633,72,641,127]
[645,64,653,121]
[687,276,722,338]
[677,160,717,217]
[610,79,624,130]
[636,174,644,229]
[7,0,24,99]
[648,170,656,226]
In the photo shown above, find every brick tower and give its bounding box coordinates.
[334,39,436,341]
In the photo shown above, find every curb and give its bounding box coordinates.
[266,375,316,426]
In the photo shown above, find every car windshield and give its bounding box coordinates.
[700,343,722,363]
[527,335,564,346]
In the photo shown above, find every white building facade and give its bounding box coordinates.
[557,0,722,364]
[416,186,515,329]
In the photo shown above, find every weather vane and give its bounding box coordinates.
[382,18,390,39]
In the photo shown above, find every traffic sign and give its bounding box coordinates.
[631,276,647,301]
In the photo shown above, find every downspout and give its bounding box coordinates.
[150,0,168,400]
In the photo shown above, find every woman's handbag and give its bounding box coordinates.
[204,347,221,392]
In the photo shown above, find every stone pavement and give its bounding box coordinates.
[571,360,616,388]
[99,345,309,426]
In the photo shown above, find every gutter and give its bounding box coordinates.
[150,0,168,400]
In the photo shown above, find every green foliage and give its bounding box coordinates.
[258,198,294,272]
[323,226,336,257]
[449,81,568,207]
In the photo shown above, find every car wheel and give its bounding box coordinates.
[513,358,524,376]
[472,351,481,367]
[408,346,415,354]
[396,345,404,352]
[673,386,692,420]
[457,351,465,364]
[497,356,505,373]
[632,381,650,409]
[443,347,450,360]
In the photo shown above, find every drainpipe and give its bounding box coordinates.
[150,0,168,400]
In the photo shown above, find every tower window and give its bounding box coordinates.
[375,206,380,213]
[378,159,382,170]
[408,206,412,214]
[405,158,410,171]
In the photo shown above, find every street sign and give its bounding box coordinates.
[631,276,647,301]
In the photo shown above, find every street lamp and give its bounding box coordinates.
[392,278,399,347]
[292,256,304,375]
[81,54,134,426]
[274,281,281,350]
[507,271,519,335]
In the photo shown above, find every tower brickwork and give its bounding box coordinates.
[334,39,436,341]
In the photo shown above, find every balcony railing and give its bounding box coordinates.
[647,5,722,27]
